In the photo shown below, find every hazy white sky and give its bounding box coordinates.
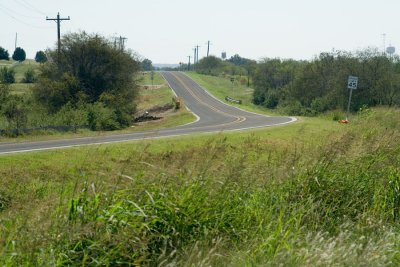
[0,0,399,63]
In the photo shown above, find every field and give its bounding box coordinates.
[0,105,399,266]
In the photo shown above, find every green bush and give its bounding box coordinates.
[55,103,88,132]
[22,69,36,83]
[87,102,120,131]
[0,67,15,84]
[263,89,280,109]
[1,95,28,136]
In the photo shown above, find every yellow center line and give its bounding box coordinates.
[169,72,246,125]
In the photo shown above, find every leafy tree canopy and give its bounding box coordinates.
[35,51,47,63]
[12,47,26,62]
[227,54,255,66]
[141,58,153,71]
[0,47,10,60]
[34,32,141,127]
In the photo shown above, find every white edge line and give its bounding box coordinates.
[0,117,297,155]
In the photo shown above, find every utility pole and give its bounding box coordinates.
[46,12,70,58]
[206,40,211,57]
[382,33,386,55]
[119,36,128,51]
[187,56,191,71]
[196,45,200,63]
[193,47,197,64]
[14,33,17,50]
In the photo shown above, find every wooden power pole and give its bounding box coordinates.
[46,12,70,57]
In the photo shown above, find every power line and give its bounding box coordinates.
[0,6,50,29]
[0,3,41,19]
[14,0,47,16]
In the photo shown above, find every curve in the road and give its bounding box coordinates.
[0,72,296,154]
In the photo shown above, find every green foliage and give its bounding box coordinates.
[252,58,301,107]
[195,56,223,75]
[87,102,120,131]
[0,47,9,60]
[22,69,36,83]
[12,47,26,62]
[0,67,15,84]
[251,49,400,115]
[141,58,153,71]
[55,102,88,132]
[0,84,10,108]
[227,54,256,66]
[34,32,140,128]
[34,50,47,63]
[1,95,28,136]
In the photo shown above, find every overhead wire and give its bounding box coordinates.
[0,2,41,19]
[0,4,51,29]
[13,0,47,16]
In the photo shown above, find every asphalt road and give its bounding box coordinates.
[0,72,295,155]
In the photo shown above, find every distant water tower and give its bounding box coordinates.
[386,46,396,55]
[221,52,227,60]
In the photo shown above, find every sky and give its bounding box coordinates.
[0,0,399,64]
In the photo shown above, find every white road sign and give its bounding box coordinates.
[347,76,358,90]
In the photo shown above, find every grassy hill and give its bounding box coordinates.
[0,106,399,266]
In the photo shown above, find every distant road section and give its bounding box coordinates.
[0,72,295,155]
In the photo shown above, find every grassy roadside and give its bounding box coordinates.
[0,107,399,265]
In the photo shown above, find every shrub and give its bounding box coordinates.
[55,102,88,132]
[22,69,36,83]
[263,89,280,109]
[0,67,15,84]
[87,102,120,131]
[2,95,28,136]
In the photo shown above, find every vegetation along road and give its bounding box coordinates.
[0,72,295,154]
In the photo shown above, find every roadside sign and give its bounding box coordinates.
[347,76,358,90]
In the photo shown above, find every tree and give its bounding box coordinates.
[0,47,10,60]
[141,58,153,71]
[227,54,254,66]
[196,56,223,75]
[35,51,47,63]
[12,47,26,62]
[34,32,141,128]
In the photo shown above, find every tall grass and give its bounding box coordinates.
[0,108,399,266]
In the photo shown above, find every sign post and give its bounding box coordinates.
[346,76,358,120]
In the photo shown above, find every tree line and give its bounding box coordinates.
[193,49,400,115]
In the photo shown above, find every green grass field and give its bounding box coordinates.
[0,107,399,266]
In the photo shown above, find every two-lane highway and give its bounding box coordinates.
[0,72,296,154]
